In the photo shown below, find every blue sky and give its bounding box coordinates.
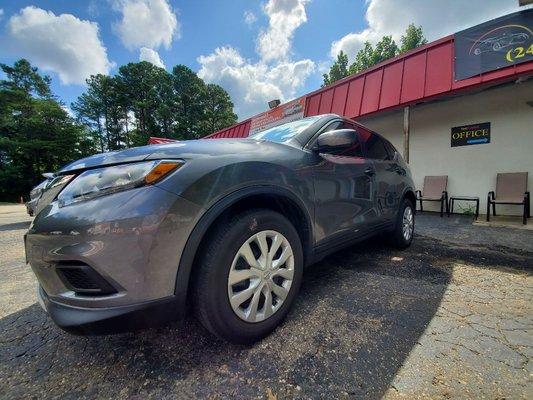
[0,0,524,119]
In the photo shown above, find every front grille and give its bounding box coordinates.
[56,262,117,296]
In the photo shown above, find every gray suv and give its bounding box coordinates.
[26,114,416,344]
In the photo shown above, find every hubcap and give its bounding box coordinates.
[227,230,294,323]
[402,206,414,241]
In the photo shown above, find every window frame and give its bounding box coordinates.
[363,132,393,161]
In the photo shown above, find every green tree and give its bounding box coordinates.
[348,36,399,75]
[348,41,376,75]
[324,24,427,86]
[72,74,125,151]
[400,24,427,54]
[116,62,167,144]
[72,91,106,152]
[74,62,238,147]
[200,84,238,135]
[0,59,94,202]
[373,35,399,64]
[0,59,51,98]
[322,51,349,87]
[171,65,207,140]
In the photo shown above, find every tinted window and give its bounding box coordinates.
[365,133,390,160]
[251,116,322,143]
[383,140,398,158]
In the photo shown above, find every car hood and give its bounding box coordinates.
[58,138,288,174]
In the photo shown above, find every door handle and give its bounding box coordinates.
[364,168,375,176]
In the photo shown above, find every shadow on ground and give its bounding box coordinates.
[0,235,530,399]
[0,221,31,232]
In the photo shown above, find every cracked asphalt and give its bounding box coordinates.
[0,205,532,399]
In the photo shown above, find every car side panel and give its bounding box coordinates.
[371,154,409,221]
[310,152,377,246]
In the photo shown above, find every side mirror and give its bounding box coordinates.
[315,129,358,154]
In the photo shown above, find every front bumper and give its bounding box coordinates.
[26,184,203,331]
[38,286,180,335]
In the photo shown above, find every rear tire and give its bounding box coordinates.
[193,209,303,344]
[389,198,415,249]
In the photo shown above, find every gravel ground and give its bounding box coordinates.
[0,206,531,399]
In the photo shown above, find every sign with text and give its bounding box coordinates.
[451,122,491,147]
[249,97,306,135]
[454,9,533,80]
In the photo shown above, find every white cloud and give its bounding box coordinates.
[331,0,524,60]
[257,0,308,62]
[198,47,314,119]
[113,0,179,50]
[87,1,100,17]
[0,9,4,19]
[7,6,113,85]
[198,0,314,119]
[244,10,257,26]
[139,47,165,68]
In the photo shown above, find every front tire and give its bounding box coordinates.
[193,209,303,344]
[390,198,415,249]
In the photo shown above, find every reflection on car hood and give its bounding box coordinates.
[57,138,281,174]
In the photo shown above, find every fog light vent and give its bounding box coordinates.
[56,262,117,296]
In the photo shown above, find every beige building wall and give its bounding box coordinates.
[360,80,533,215]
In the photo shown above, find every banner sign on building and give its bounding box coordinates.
[249,97,306,135]
[454,9,533,80]
[451,122,491,147]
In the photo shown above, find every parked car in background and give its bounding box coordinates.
[26,173,54,216]
[25,114,416,344]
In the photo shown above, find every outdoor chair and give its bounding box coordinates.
[416,175,448,217]
[487,172,530,225]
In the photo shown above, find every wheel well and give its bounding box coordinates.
[404,190,416,210]
[196,193,311,261]
[184,193,312,305]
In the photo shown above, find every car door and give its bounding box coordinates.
[362,131,406,223]
[310,120,378,248]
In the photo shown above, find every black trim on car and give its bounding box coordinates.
[39,286,180,335]
[55,262,117,296]
[312,221,394,262]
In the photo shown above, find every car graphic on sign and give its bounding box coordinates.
[473,32,530,55]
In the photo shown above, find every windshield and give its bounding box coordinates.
[251,116,322,143]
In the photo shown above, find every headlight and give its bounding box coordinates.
[57,160,182,207]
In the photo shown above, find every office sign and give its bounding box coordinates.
[454,9,533,80]
[451,122,491,147]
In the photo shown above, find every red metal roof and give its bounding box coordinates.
[203,119,252,139]
[148,137,178,144]
[206,35,533,140]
